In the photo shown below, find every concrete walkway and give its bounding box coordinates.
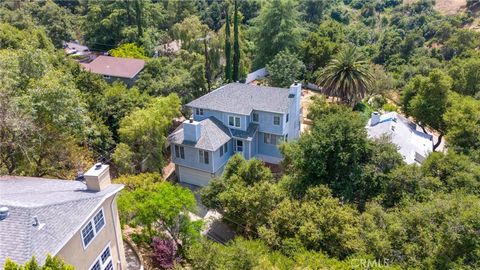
[124,240,143,270]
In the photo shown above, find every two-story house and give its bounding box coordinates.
[0,164,127,270]
[168,82,302,186]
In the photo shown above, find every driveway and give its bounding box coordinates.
[179,183,235,244]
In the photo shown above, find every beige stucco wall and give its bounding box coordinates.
[56,195,127,270]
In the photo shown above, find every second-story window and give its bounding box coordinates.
[81,208,105,249]
[195,108,204,115]
[252,113,259,122]
[199,150,209,164]
[220,145,224,157]
[286,114,289,123]
[174,145,185,159]
[229,116,240,128]
[273,116,280,125]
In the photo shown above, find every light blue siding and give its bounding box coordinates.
[252,110,285,135]
[171,144,214,173]
[257,132,282,158]
[212,140,233,172]
[251,132,258,157]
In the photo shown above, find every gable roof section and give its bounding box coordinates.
[0,177,123,266]
[168,117,231,151]
[186,83,291,115]
[80,55,145,79]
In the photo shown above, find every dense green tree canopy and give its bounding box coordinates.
[113,94,181,174]
[251,0,303,68]
[266,50,305,88]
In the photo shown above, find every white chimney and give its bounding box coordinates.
[183,118,201,142]
[371,112,381,126]
[84,163,111,192]
[289,81,302,97]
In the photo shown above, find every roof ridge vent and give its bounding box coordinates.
[0,207,9,221]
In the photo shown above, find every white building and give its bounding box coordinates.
[366,112,433,164]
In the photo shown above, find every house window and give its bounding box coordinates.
[220,145,224,157]
[199,150,209,164]
[195,108,204,115]
[223,142,228,153]
[81,208,105,248]
[286,114,289,123]
[264,133,279,145]
[285,134,288,141]
[273,116,280,125]
[228,116,240,128]
[235,140,243,152]
[103,75,111,79]
[252,113,259,122]
[90,244,114,270]
[174,145,185,159]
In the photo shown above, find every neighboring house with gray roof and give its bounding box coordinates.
[0,164,127,270]
[366,111,433,164]
[167,82,302,186]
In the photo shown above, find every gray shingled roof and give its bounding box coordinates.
[168,117,231,151]
[230,123,258,141]
[366,112,433,164]
[0,177,123,267]
[186,83,291,115]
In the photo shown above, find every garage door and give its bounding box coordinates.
[178,166,213,187]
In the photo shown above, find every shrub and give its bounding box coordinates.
[382,103,397,112]
[152,238,180,269]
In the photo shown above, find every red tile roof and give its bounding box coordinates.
[81,55,145,79]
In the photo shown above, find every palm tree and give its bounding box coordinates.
[317,47,373,106]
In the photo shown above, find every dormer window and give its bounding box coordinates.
[195,108,204,115]
[229,116,240,128]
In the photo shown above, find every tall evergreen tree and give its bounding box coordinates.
[233,0,240,82]
[252,0,302,68]
[225,9,232,82]
[134,0,144,44]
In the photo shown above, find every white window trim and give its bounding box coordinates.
[89,242,114,270]
[195,108,204,116]
[174,145,185,159]
[81,208,106,250]
[199,150,209,164]
[235,139,243,152]
[228,115,241,128]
